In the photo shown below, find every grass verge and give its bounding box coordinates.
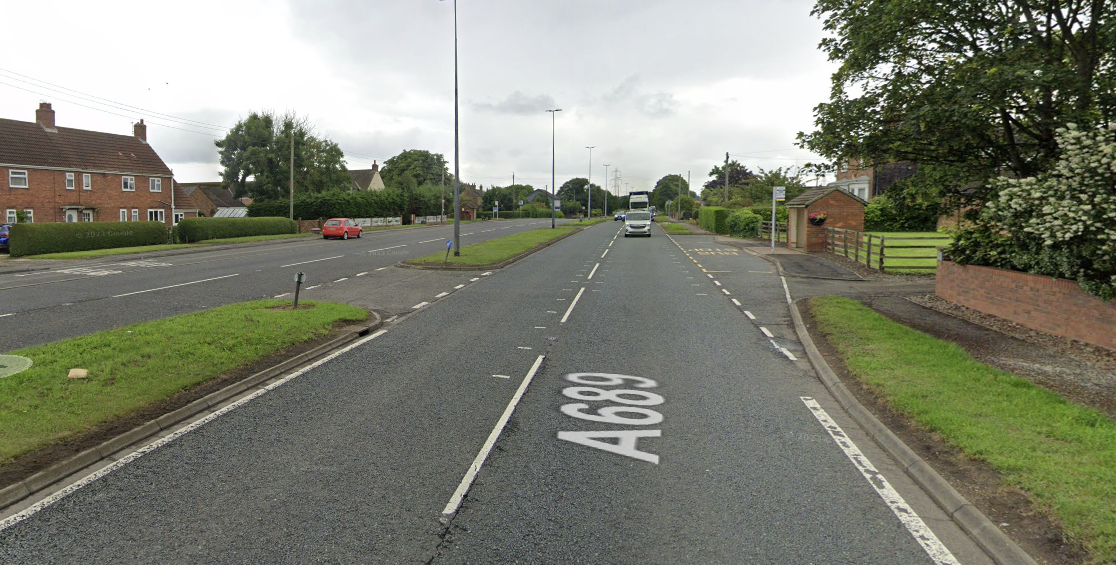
[406,227,578,266]
[660,223,693,235]
[810,295,1116,563]
[0,300,368,464]
[565,218,611,227]
[24,233,316,260]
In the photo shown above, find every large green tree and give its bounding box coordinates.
[216,111,349,200]
[800,0,1116,203]
[557,178,609,213]
[381,150,452,189]
[651,174,693,210]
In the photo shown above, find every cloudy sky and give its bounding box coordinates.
[0,0,837,194]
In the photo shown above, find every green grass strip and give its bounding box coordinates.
[811,296,1116,563]
[565,218,611,227]
[0,300,368,464]
[406,227,578,266]
[660,223,693,235]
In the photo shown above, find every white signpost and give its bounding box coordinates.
[772,186,786,251]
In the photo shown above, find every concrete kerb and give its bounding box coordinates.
[0,312,383,514]
[397,226,583,271]
[786,298,1038,565]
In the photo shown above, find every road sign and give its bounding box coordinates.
[774,186,786,201]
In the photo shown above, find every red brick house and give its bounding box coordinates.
[178,182,246,217]
[0,102,194,226]
[785,186,867,252]
[833,157,917,201]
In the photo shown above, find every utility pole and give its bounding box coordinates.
[440,159,445,222]
[603,164,610,216]
[723,152,730,204]
[452,0,461,254]
[585,146,594,219]
[289,128,294,220]
[513,172,516,211]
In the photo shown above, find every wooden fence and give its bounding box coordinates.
[760,221,787,242]
[824,227,951,273]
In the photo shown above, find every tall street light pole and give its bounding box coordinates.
[546,109,561,228]
[452,0,461,254]
[603,164,610,216]
[585,146,594,219]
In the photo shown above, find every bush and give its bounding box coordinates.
[248,189,405,220]
[698,207,731,234]
[863,193,940,231]
[9,221,169,257]
[748,205,788,223]
[727,210,762,238]
[176,217,296,242]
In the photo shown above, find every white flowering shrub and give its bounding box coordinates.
[949,124,1116,299]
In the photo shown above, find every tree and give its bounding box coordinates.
[216,111,349,200]
[800,0,1116,203]
[742,167,808,204]
[381,150,452,189]
[651,174,691,211]
[557,178,604,212]
[702,160,755,191]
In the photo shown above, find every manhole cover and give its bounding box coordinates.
[0,355,33,378]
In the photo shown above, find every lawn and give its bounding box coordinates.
[0,300,368,464]
[406,227,578,266]
[811,295,1116,563]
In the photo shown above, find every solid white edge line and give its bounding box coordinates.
[781,275,793,305]
[112,274,240,298]
[560,287,586,323]
[280,255,345,268]
[273,293,290,299]
[442,355,545,522]
[800,398,961,565]
[0,329,389,533]
[587,263,600,280]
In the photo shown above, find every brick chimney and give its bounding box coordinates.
[36,102,56,131]
[372,160,379,173]
[134,119,147,142]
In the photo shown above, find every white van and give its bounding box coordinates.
[624,211,652,237]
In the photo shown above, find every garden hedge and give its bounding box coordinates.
[176,217,296,242]
[727,210,762,238]
[698,207,731,234]
[8,221,168,257]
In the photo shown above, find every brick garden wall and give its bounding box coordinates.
[936,260,1116,351]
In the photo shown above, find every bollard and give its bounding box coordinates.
[293,271,305,308]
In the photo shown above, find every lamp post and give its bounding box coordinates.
[441,0,461,254]
[546,108,562,228]
[603,164,610,216]
[585,146,594,219]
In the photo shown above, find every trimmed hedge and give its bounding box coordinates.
[698,207,731,234]
[176,217,297,242]
[8,221,168,257]
[727,210,762,238]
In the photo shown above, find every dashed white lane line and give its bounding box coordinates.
[517,346,533,350]
[560,287,586,323]
[601,249,609,258]
[418,238,443,243]
[801,398,961,565]
[455,284,465,289]
[547,310,558,314]
[781,348,799,361]
[436,292,449,298]
[305,285,321,290]
[412,302,430,309]
[356,272,368,277]
[714,281,722,286]
[113,274,240,298]
[0,328,390,534]
[0,313,12,318]
[696,293,708,296]
[587,263,600,280]
[273,293,290,299]
[731,299,742,306]
[707,274,714,279]
[470,277,480,282]
[722,289,731,295]
[443,355,546,522]
[281,255,344,268]
[534,326,546,329]
[376,267,388,271]
[492,374,511,379]
[760,327,774,338]
[744,311,756,320]
[334,278,349,283]
[368,244,407,253]
[481,272,493,276]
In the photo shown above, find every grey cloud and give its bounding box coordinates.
[472,91,557,115]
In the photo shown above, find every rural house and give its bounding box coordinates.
[348,161,386,191]
[0,102,191,225]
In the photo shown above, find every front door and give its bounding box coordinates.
[65,210,77,223]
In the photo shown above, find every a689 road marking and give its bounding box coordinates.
[556,373,662,464]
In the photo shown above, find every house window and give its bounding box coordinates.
[66,173,75,190]
[174,212,185,224]
[5,209,16,223]
[120,209,128,222]
[150,178,162,192]
[82,210,93,222]
[147,209,165,223]
[9,170,28,188]
[83,173,92,190]
[132,209,139,222]
[22,209,33,223]
[122,176,135,191]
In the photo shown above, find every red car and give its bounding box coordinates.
[321,218,362,239]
